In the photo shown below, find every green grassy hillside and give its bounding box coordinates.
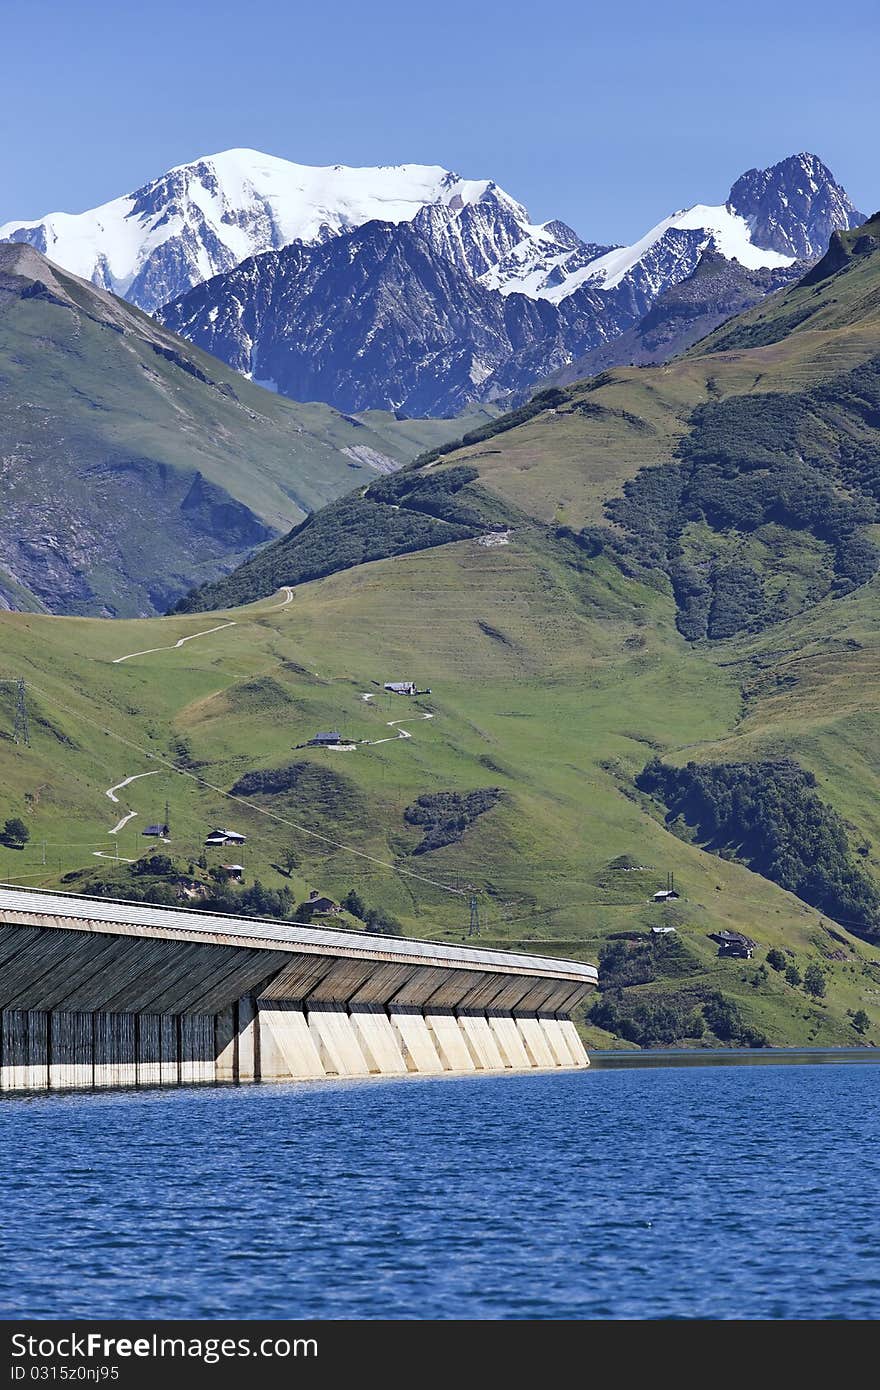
[1,533,879,1049]
[2,225,880,1050]
[0,244,486,617]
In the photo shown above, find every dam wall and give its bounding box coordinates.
[0,886,597,1093]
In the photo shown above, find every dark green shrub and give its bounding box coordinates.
[803,963,827,998]
[2,816,29,847]
[403,788,501,854]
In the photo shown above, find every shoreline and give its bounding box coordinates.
[590,1046,880,1069]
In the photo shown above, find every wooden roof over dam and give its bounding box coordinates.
[0,885,597,1017]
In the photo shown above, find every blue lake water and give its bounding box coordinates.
[1,1064,878,1320]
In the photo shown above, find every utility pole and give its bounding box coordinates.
[468,893,480,937]
[13,679,30,747]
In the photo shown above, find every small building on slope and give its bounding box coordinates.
[204,828,247,847]
[309,731,343,747]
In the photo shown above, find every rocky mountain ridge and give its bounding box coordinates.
[160,154,864,415]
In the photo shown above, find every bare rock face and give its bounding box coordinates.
[161,155,865,417]
[5,149,866,415]
[727,153,865,260]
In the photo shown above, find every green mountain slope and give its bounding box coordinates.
[692,211,880,354]
[1,539,878,1050]
[0,244,484,618]
[2,222,880,1049]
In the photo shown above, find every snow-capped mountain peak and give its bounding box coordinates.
[727,151,863,259]
[497,151,865,306]
[2,147,860,323]
[543,201,795,305]
[0,149,499,312]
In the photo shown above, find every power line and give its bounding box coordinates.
[13,679,30,746]
[0,678,31,746]
[23,680,467,901]
[468,893,480,937]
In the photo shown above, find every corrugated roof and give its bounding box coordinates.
[0,883,597,983]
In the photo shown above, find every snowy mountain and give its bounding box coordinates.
[159,152,865,416]
[508,153,863,307]
[727,152,862,259]
[160,211,581,415]
[0,150,510,313]
[546,251,802,385]
[4,148,865,412]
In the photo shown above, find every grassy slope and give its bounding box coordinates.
[0,249,487,616]
[434,216,880,535]
[0,535,878,1049]
[691,212,880,356]
[2,228,880,1047]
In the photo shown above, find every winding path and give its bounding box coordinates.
[103,769,159,835]
[106,771,160,805]
[111,587,295,665]
[367,714,434,746]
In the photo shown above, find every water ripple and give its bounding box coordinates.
[1,1066,879,1318]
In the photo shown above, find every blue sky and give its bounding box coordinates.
[2,0,877,241]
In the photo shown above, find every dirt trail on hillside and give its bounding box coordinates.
[111,587,295,664]
[103,769,160,835]
[366,713,434,745]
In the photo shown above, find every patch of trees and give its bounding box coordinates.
[597,934,701,991]
[589,933,710,1045]
[231,760,366,832]
[367,466,483,527]
[232,761,313,796]
[598,939,657,989]
[403,788,502,854]
[203,880,294,918]
[589,994,705,1045]
[133,854,173,876]
[173,467,488,613]
[590,985,767,1048]
[702,992,767,1047]
[637,757,880,940]
[339,889,403,936]
[803,962,827,998]
[1,817,29,848]
[604,357,880,640]
[363,906,403,936]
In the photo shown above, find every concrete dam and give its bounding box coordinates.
[0,886,597,1092]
